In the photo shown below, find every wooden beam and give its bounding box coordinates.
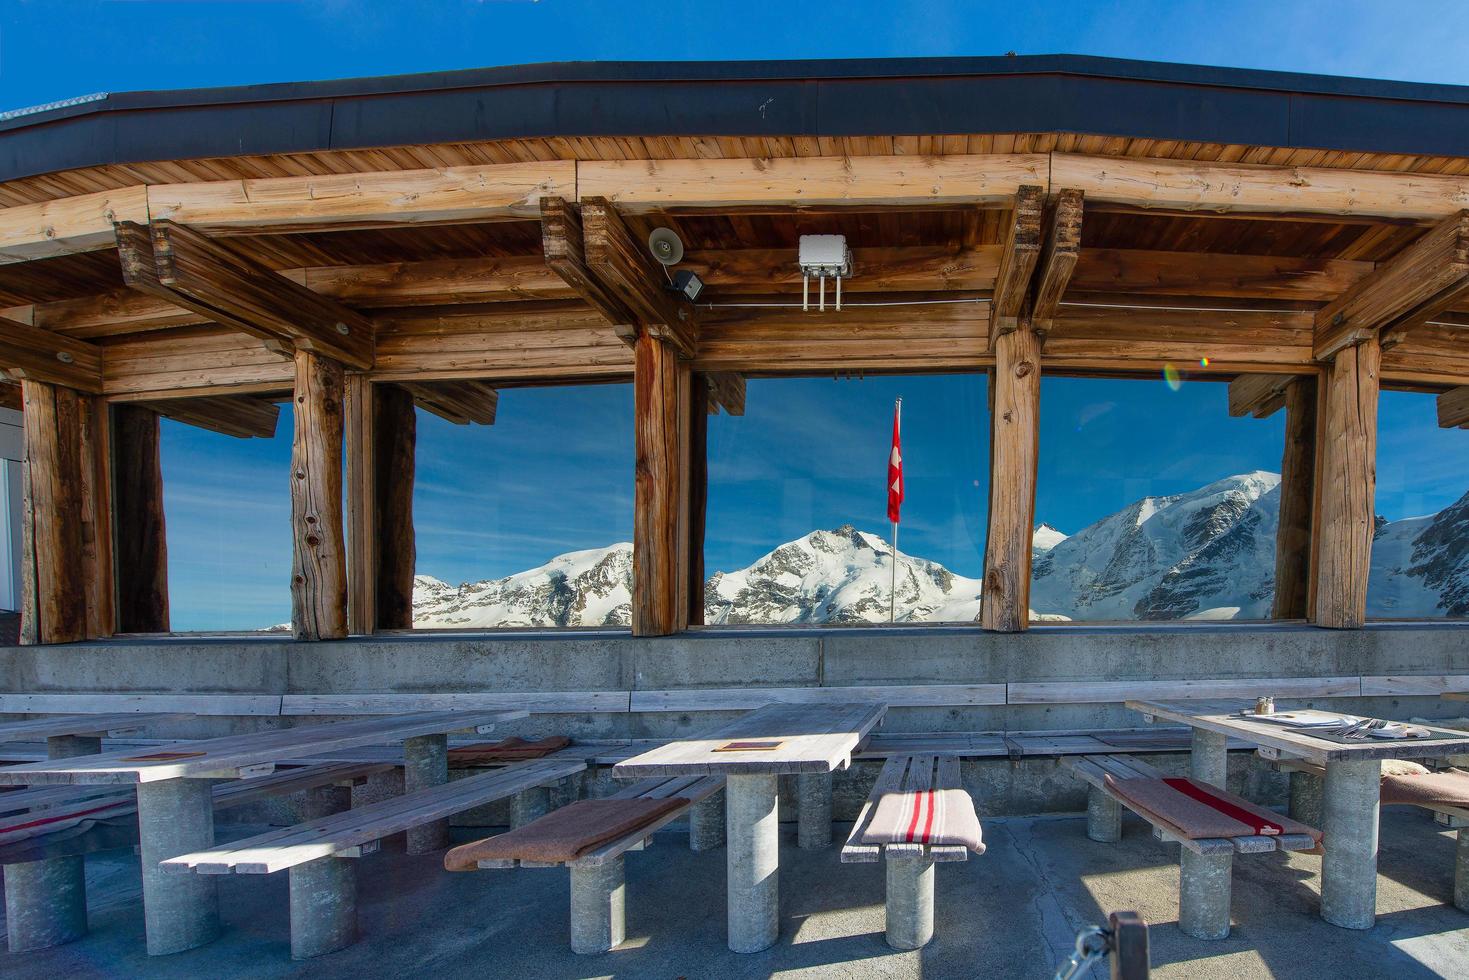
[0,186,149,263]
[988,186,1044,341]
[578,154,1048,212]
[1311,336,1380,629]
[373,383,416,631]
[345,376,375,636]
[1228,374,1293,419]
[633,334,691,636]
[399,380,498,425]
[704,372,745,416]
[540,196,637,344]
[1439,386,1469,428]
[1052,153,1469,222]
[290,351,348,641]
[0,316,103,392]
[1314,211,1469,361]
[79,394,115,640]
[112,404,168,632]
[150,220,376,369]
[21,381,86,643]
[1071,249,1372,303]
[1272,379,1317,620]
[582,198,698,357]
[1025,188,1084,335]
[148,162,576,234]
[981,327,1042,631]
[688,376,708,627]
[147,395,280,439]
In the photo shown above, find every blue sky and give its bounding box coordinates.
[15,2,1467,626]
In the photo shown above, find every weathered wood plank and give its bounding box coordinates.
[981,326,1041,631]
[21,381,87,643]
[1311,337,1379,628]
[0,186,150,263]
[989,186,1044,339]
[1027,188,1084,334]
[146,395,280,439]
[540,195,636,344]
[1272,379,1317,620]
[111,404,169,633]
[629,684,1006,712]
[1438,385,1469,428]
[290,351,348,641]
[399,380,497,425]
[373,383,416,631]
[78,392,115,640]
[1009,676,1361,704]
[344,375,375,636]
[583,198,698,357]
[0,316,103,392]
[632,334,690,636]
[1227,374,1293,419]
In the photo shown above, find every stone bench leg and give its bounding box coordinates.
[569,858,625,954]
[1321,758,1381,930]
[403,734,448,854]
[1178,849,1232,940]
[1456,828,1469,913]
[884,849,935,950]
[1289,770,1324,827]
[289,857,357,959]
[511,786,552,829]
[138,778,220,955]
[690,789,726,852]
[797,772,833,850]
[1086,785,1122,843]
[4,855,88,953]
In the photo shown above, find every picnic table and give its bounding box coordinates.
[1129,698,1469,930]
[0,709,525,955]
[0,712,189,759]
[614,700,886,952]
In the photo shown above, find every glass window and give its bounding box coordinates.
[160,409,293,632]
[1369,389,1469,620]
[410,384,634,629]
[703,374,988,625]
[1031,375,1287,622]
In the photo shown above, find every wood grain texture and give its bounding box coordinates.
[398,380,497,425]
[1227,373,1292,419]
[344,375,375,636]
[981,327,1041,631]
[78,392,115,639]
[0,316,103,391]
[632,334,690,636]
[21,381,86,643]
[1438,385,1469,428]
[0,186,150,263]
[582,197,698,357]
[540,195,636,343]
[1272,379,1317,621]
[144,395,280,439]
[1311,337,1380,629]
[373,383,416,631]
[988,186,1044,339]
[290,351,348,641]
[1027,187,1084,333]
[111,404,169,633]
[1314,211,1469,360]
[688,376,708,626]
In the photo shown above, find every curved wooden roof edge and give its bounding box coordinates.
[6,54,1469,203]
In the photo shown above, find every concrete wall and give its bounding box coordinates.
[2,622,1465,821]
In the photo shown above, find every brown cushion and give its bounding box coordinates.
[1380,769,1469,809]
[1105,776,1321,840]
[444,796,687,869]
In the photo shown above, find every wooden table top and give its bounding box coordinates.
[0,710,525,785]
[1128,699,1469,765]
[1441,693,1469,702]
[613,701,886,778]
[0,712,190,744]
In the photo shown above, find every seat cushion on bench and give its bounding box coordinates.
[445,796,686,869]
[1381,768,1469,809]
[448,736,572,767]
[857,785,984,854]
[1105,776,1321,842]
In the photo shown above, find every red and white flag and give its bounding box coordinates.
[887,399,903,523]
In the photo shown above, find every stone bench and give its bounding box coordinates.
[1272,756,1469,912]
[841,755,981,950]
[0,760,395,954]
[1062,754,1319,940]
[470,774,726,954]
[161,758,586,959]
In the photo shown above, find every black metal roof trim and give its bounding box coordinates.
[5,54,1469,186]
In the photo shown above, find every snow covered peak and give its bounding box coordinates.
[1032,523,1068,553]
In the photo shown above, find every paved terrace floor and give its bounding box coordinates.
[3,809,1466,979]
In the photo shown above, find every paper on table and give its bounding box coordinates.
[1238,710,1356,728]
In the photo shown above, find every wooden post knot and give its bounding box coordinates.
[1014,360,1035,379]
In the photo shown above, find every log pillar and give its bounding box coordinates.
[113,404,169,632]
[1311,337,1380,629]
[290,351,348,641]
[981,326,1043,631]
[374,384,417,630]
[20,381,112,644]
[633,334,691,636]
[1271,378,1317,620]
[688,376,709,626]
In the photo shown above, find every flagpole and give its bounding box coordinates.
[890,397,901,623]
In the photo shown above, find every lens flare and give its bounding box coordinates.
[1199,356,1211,368]
[1162,364,1183,391]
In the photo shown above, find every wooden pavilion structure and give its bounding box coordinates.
[0,55,1465,644]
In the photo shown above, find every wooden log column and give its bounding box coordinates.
[633,334,691,636]
[374,384,417,630]
[981,326,1043,631]
[1272,378,1317,620]
[290,351,348,641]
[1311,338,1380,629]
[688,377,709,627]
[112,404,169,632]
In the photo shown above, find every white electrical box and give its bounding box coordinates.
[798,234,852,276]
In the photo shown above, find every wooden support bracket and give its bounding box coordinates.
[988,185,1044,341]
[582,197,699,358]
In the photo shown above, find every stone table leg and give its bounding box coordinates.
[1190,729,1228,787]
[403,734,448,854]
[884,848,935,950]
[4,857,87,953]
[137,779,220,955]
[1086,785,1122,843]
[726,773,779,953]
[690,789,726,852]
[1289,770,1325,827]
[569,857,626,954]
[289,783,358,959]
[1455,828,1469,913]
[1321,758,1381,929]
[797,772,833,850]
[511,786,552,829]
